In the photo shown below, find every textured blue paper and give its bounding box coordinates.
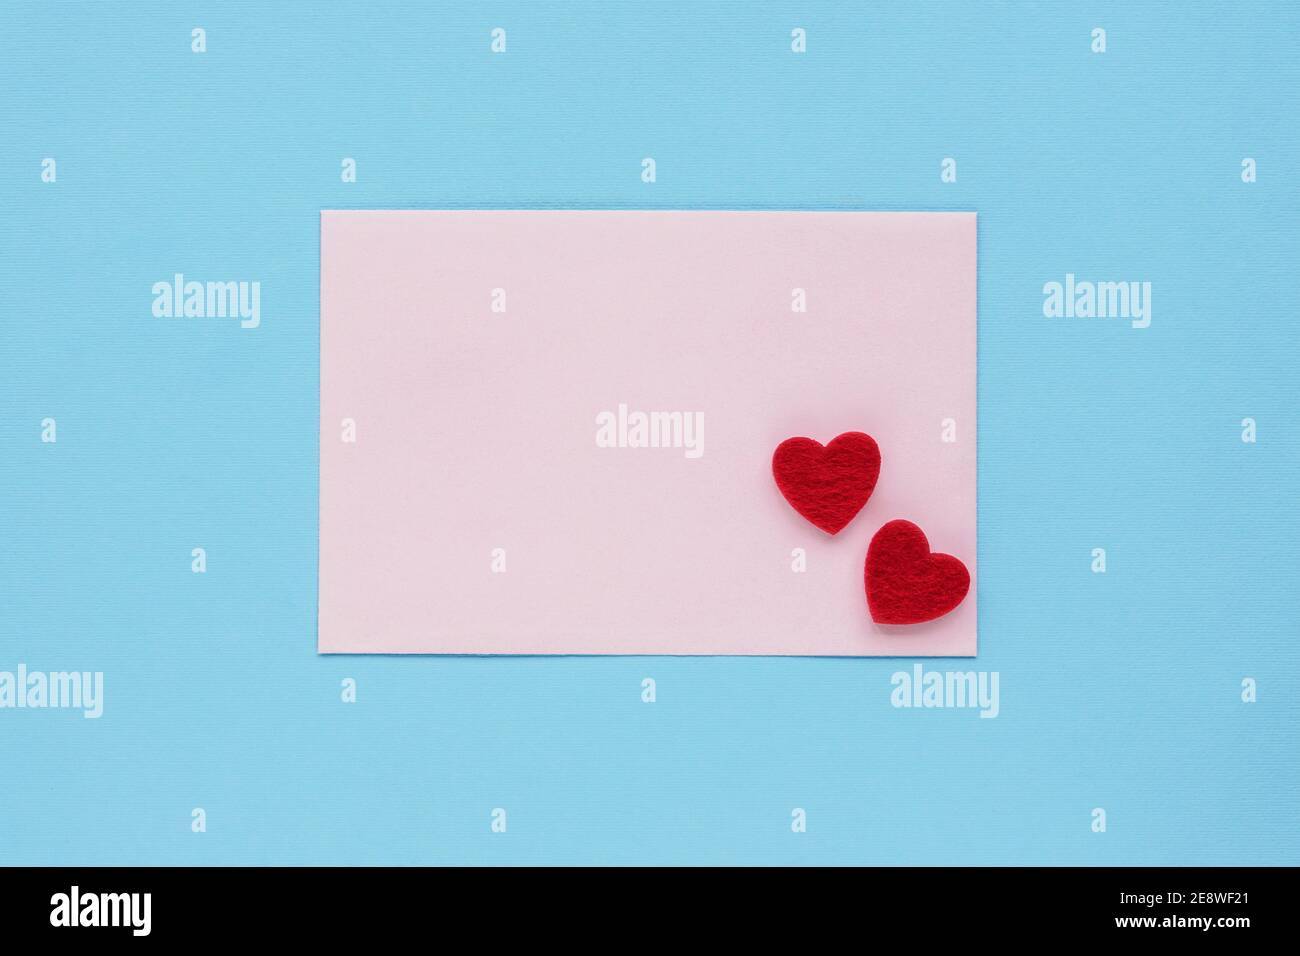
[1,2,1296,865]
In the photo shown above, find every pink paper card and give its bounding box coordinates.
[319,211,976,655]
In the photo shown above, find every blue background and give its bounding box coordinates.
[2,2,1296,865]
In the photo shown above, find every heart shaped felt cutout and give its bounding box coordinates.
[772,432,881,535]
[865,519,970,624]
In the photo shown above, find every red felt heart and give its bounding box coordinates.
[772,432,881,535]
[865,519,970,625]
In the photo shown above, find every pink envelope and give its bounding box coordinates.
[320,211,976,655]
